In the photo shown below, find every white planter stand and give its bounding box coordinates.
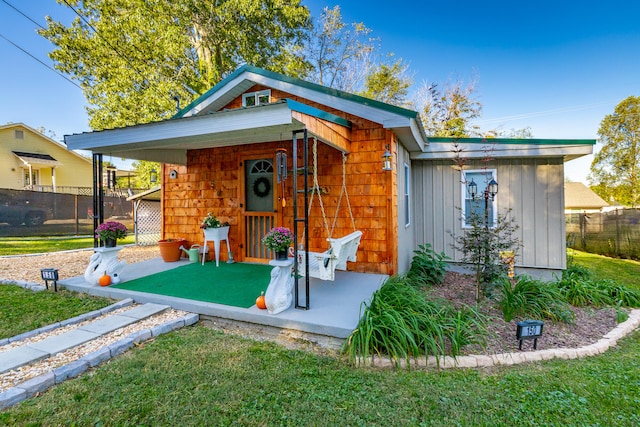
[265,258,294,315]
[84,246,127,285]
[202,226,230,267]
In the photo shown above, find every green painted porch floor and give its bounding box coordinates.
[111,261,273,308]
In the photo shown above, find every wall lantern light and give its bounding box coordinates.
[149,168,158,184]
[467,176,499,228]
[382,145,393,171]
[516,320,544,350]
[40,268,59,292]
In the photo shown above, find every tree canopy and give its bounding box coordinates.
[590,96,640,207]
[415,77,483,138]
[40,0,310,130]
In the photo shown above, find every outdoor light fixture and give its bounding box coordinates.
[467,176,499,228]
[467,178,478,199]
[516,320,544,350]
[40,268,59,292]
[149,168,158,184]
[382,145,393,171]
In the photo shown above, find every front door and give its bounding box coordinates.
[242,157,279,262]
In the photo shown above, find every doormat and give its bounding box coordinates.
[112,262,273,308]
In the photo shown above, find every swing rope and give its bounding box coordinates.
[302,137,357,244]
[330,151,356,235]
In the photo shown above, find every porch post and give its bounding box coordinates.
[92,153,105,248]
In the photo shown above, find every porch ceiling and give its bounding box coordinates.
[64,102,350,164]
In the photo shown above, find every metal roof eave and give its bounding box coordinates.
[64,102,308,164]
[175,65,428,150]
[411,141,594,161]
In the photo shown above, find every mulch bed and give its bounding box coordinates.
[434,272,618,355]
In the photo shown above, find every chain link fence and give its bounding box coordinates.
[566,208,640,259]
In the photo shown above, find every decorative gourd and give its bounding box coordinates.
[99,274,111,287]
[256,291,266,309]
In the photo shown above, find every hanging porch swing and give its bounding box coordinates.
[296,138,362,281]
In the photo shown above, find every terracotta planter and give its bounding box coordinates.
[158,238,185,262]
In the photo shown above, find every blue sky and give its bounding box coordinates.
[1,0,639,183]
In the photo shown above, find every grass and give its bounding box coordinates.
[569,248,640,290]
[2,249,640,425]
[0,235,136,255]
[0,286,113,339]
[1,326,639,426]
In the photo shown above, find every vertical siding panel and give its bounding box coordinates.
[444,161,459,260]
[432,161,445,253]
[504,159,524,264]
[547,160,565,268]
[520,160,536,266]
[534,161,550,267]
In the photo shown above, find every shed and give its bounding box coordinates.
[126,186,161,245]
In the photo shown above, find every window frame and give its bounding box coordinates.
[461,169,498,229]
[242,89,271,107]
[404,162,411,227]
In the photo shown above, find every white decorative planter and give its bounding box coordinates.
[202,226,230,266]
[203,226,230,241]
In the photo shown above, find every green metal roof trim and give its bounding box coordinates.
[174,64,418,120]
[426,137,596,145]
[284,98,351,128]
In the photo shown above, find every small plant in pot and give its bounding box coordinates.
[262,227,294,260]
[95,221,127,247]
[200,212,230,229]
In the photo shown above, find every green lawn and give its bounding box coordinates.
[1,250,639,425]
[0,286,113,339]
[0,235,136,256]
[1,326,638,426]
[569,248,640,290]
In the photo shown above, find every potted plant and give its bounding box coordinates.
[200,212,230,241]
[158,238,186,262]
[262,227,294,260]
[95,221,127,247]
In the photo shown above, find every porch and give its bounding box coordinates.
[59,257,387,348]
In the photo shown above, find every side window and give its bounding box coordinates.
[461,169,497,228]
[242,89,271,107]
[404,163,410,227]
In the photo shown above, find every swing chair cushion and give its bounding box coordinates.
[297,231,362,281]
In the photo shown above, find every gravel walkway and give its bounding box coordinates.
[0,245,160,285]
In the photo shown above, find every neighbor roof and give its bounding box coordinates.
[565,182,609,209]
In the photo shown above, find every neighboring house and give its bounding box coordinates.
[564,182,609,214]
[0,123,93,192]
[65,65,595,279]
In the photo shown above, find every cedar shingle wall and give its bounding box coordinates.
[161,87,398,274]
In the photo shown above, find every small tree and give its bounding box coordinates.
[451,209,521,301]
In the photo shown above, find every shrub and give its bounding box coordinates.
[498,276,574,323]
[407,244,449,288]
[598,280,640,307]
[557,269,612,307]
[344,275,488,366]
[450,209,521,301]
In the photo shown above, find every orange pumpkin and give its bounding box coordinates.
[256,291,266,309]
[99,274,112,287]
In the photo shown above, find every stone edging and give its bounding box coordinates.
[0,298,135,348]
[1,278,49,292]
[366,309,640,369]
[0,312,200,410]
